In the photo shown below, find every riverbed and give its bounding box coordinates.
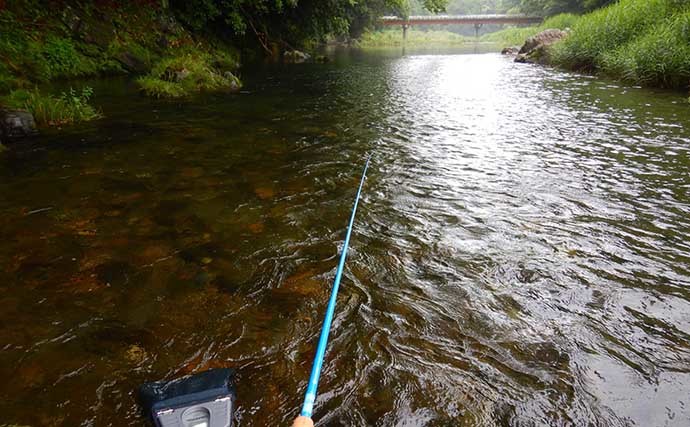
[1,46,689,426]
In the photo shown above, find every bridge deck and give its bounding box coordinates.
[380,14,543,26]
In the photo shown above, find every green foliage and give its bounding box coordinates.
[359,29,470,46]
[170,0,450,45]
[594,9,690,88]
[518,0,614,15]
[136,51,241,98]
[136,77,188,98]
[0,63,18,94]
[550,0,690,75]
[481,13,577,45]
[2,87,101,126]
[41,36,99,78]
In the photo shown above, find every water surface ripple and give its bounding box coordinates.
[1,48,689,426]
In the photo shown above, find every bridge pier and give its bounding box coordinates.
[474,23,483,39]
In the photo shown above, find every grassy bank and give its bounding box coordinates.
[480,14,579,46]
[358,29,470,46]
[551,0,690,89]
[488,0,690,91]
[3,87,101,126]
[137,51,241,98]
[0,0,242,128]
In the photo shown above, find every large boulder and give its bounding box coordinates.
[515,29,568,64]
[0,109,38,144]
[283,50,310,64]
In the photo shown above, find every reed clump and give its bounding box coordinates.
[2,87,101,126]
[136,51,241,98]
[551,0,690,89]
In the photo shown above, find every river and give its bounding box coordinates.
[1,46,689,426]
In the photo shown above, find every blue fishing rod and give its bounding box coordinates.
[300,155,371,419]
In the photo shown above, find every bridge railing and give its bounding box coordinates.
[379,14,543,26]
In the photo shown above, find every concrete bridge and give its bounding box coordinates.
[380,14,543,39]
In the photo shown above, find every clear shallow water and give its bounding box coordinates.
[1,47,689,426]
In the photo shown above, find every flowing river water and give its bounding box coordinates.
[1,46,690,426]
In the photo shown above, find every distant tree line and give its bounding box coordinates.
[410,0,616,16]
[166,0,616,50]
[168,0,450,48]
[516,0,615,15]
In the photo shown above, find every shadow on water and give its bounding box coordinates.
[1,46,689,426]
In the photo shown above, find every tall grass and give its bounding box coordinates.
[481,14,579,46]
[3,87,101,126]
[136,51,241,98]
[551,0,690,88]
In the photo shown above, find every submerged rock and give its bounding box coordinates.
[515,29,568,65]
[0,109,38,143]
[284,50,310,64]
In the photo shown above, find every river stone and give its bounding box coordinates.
[224,72,241,91]
[0,109,38,143]
[284,49,310,63]
[501,46,520,55]
[516,29,568,65]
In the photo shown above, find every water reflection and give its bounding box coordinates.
[0,48,689,426]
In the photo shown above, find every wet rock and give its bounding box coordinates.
[162,66,190,82]
[283,50,310,63]
[223,72,241,91]
[138,243,174,265]
[16,360,46,388]
[519,29,568,54]
[315,55,330,63]
[248,221,265,234]
[124,344,148,365]
[95,261,134,287]
[515,29,568,65]
[85,322,154,358]
[501,46,520,55]
[0,109,38,143]
[279,268,322,296]
[254,186,275,200]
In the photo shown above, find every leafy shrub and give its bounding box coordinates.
[3,87,101,126]
[548,0,690,89]
[42,36,99,78]
[136,51,241,98]
[597,10,690,87]
[551,0,682,71]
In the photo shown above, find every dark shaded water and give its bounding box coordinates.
[1,46,690,426]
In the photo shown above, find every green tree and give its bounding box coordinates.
[518,0,614,15]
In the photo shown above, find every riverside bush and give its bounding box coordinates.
[3,87,101,126]
[551,0,690,88]
[481,13,579,46]
[136,52,241,98]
